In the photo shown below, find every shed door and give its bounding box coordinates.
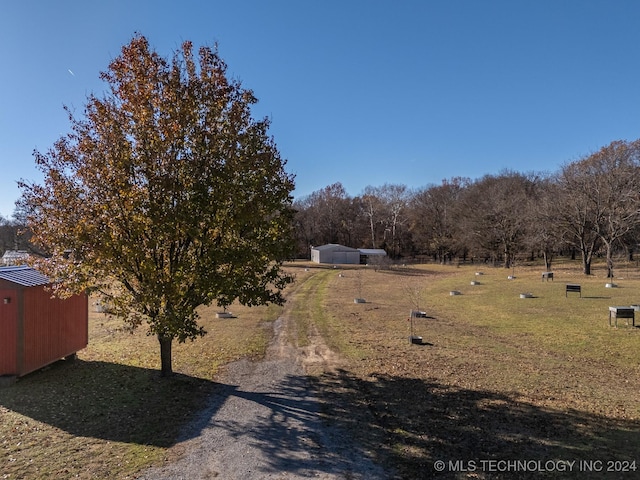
[0,289,18,375]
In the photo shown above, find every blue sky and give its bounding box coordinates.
[2,1,640,218]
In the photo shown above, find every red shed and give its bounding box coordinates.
[0,265,88,378]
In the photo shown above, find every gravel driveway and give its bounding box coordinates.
[138,314,389,479]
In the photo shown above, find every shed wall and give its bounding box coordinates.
[20,286,88,376]
[318,249,333,263]
[0,288,18,375]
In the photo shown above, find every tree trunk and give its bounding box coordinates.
[543,251,552,271]
[605,243,614,278]
[369,217,376,249]
[158,335,173,377]
[503,248,512,268]
[579,240,593,275]
[581,250,592,275]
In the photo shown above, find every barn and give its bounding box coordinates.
[0,266,88,378]
[311,244,361,264]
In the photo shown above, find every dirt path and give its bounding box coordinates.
[139,275,388,479]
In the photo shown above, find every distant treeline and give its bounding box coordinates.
[5,139,640,279]
[292,139,640,277]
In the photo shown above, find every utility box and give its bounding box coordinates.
[0,266,88,378]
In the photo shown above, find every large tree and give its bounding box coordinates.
[409,178,468,262]
[361,185,384,249]
[558,140,640,277]
[457,171,534,267]
[376,183,410,258]
[296,182,353,246]
[19,35,295,376]
[522,175,563,271]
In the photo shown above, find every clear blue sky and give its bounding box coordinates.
[2,0,640,218]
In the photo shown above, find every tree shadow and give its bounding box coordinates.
[310,369,640,479]
[0,359,219,447]
[197,374,386,477]
[132,366,392,479]
[148,367,638,478]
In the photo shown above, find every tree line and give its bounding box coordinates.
[292,139,640,277]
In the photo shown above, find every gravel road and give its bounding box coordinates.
[138,313,389,480]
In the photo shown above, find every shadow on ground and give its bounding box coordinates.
[0,359,217,447]
[310,369,640,479]
[141,367,640,479]
[4,360,640,479]
[191,373,387,478]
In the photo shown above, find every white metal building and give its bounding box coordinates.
[311,244,388,265]
[311,244,361,264]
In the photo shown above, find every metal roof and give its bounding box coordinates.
[0,265,50,287]
[1,250,29,260]
[358,249,387,256]
[312,244,359,252]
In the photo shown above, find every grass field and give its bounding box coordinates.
[307,260,640,479]
[1,260,639,479]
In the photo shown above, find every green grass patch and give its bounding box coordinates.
[287,268,333,348]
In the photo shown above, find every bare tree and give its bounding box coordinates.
[377,184,410,258]
[293,182,364,248]
[559,140,640,277]
[409,178,469,263]
[457,171,534,267]
[521,174,562,270]
[361,185,384,249]
[554,162,601,275]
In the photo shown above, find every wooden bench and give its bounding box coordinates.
[609,306,635,327]
[565,284,581,297]
[542,272,553,281]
